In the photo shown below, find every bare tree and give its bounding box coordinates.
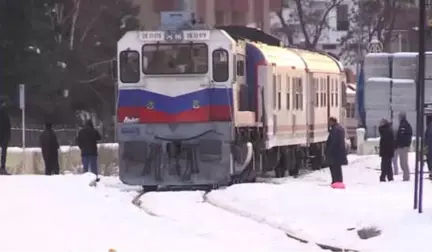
[273,0,345,49]
[339,0,414,64]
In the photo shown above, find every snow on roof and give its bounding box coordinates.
[366,53,391,58]
[367,77,392,82]
[393,52,418,58]
[392,78,415,84]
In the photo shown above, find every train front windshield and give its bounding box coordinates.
[142,43,208,75]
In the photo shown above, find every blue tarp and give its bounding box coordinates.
[356,61,366,128]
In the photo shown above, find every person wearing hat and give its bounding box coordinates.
[39,122,60,175]
[378,118,395,182]
[0,100,11,175]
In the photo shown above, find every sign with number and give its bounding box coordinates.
[183,30,210,41]
[139,31,164,41]
[165,31,184,41]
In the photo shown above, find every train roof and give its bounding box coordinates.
[216,25,282,46]
[249,42,342,73]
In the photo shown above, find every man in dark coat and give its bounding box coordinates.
[378,119,394,182]
[39,122,60,175]
[76,120,101,175]
[0,100,11,175]
[325,117,348,184]
[395,112,413,181]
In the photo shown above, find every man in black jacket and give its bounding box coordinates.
[396,112,413,181]
[76,120,101,175]
[378,119,395,182]
[325,117,348,184]
[39,122,60,175]
[0,100,11,175]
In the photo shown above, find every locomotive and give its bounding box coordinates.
[115,25,347,190]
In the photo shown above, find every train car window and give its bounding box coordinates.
[119,50,140,83]
[320,78,325,107]
[293,77,303,110]
[323,78,328,107]
[314,78,319,107]
[335,79,339,106]
[273,75,277,109]
[286,75,290,110]
[298,78,303,110]
[212,49,229,82]
[330,79,335,107]
[236,60,245,76]
[292,77,297,109]
[277,74,282,110]
[143,43,208,74]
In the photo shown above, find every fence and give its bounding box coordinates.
[10,125,114,147]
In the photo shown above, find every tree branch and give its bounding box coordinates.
[80,6,107,43]
[311,0,345,47]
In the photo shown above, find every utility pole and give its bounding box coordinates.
[414,0,426,213]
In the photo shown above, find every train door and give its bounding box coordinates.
[306,72,315,145]
[235,42,248,112]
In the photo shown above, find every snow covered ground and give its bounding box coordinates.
[208,153,432,251]
[2,153,432,251]
[0,173,321,252]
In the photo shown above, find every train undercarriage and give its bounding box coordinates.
[232,127,327,181]
[118,123,328,192]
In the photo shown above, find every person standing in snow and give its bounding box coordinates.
[395,112,413,181]
[0,99,11,175]
[325,117,348,184]
[378,119,394,182]
[76,120,101,175]
[39,122,60,175]
[391,122,399,175]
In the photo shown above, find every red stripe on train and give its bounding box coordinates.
[117,106,232,123]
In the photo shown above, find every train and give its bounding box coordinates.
[114,24,348,190]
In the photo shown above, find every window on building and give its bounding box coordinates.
[231,11,246,25]
[346,102,355,118]
[322,44,337,50]
[286,75,290,110]
[215,11,225,25]
[212,49,229,82]
[337,4,349,31]
[119,50,140,83]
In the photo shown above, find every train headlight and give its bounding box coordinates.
[192,100,200,109]
[146,101,154,110]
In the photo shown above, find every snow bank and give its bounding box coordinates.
[356,128,417,155]
[6,143,119,175]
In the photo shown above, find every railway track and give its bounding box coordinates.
[130,187,359,252]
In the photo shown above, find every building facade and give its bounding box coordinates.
[132,0,285,33]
